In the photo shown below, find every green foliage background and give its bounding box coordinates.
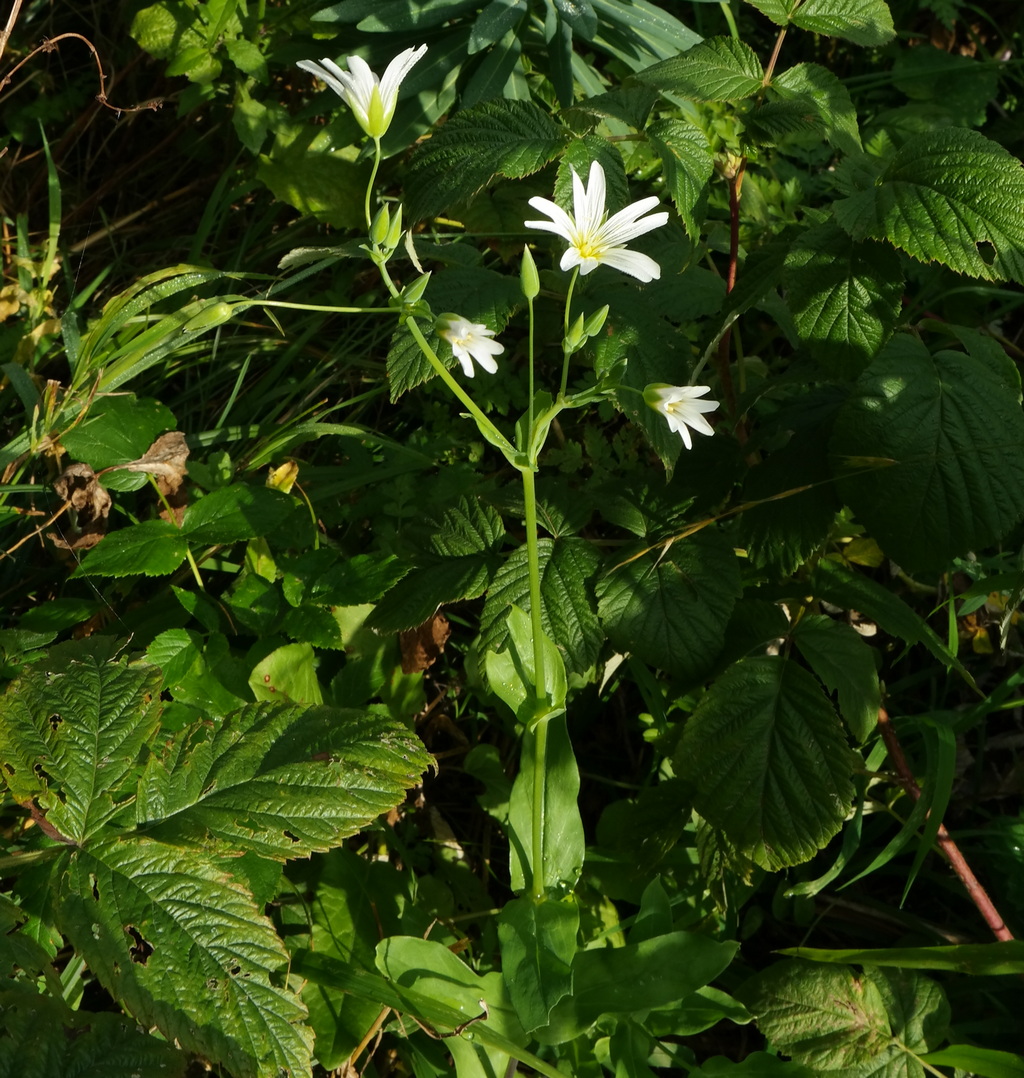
[2,0,1024,1076]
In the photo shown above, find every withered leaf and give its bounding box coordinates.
[48,463,112,551]
[105,431,190,523]
[400,612,451,674]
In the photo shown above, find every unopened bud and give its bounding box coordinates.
[370,205,391,246]
[583,304,609,339]
[521,245,540,301]
[564,313,586,353]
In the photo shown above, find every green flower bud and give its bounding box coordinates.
[520,245,540,301]
[370,205,391,246]
[564,313,586,353]
[583,304,609,339]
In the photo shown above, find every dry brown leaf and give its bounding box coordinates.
[400,612,451,674]
[48,463,112,551]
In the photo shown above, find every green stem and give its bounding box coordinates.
[719,0,739,40]
[365,138,382,233]
[530,719,549,900]
[404,317,516,460]
[254,300,396,315]
[527,293,536,435]
[521,463,548,899]
[559,267,580,399]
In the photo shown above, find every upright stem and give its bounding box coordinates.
[521,464,549,899]
[716,160,748,444]
[404,317,516,459]
[527,294,536,435]
[559,268,580,399]
[878,708,1014,942]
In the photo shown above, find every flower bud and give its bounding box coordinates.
[385,203,404,251]
[583,304,609,339]
[370,205,391,246]
[520,245,540,301]
[564,313,586,353]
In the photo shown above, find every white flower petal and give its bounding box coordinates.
[598,247,661,282]
[524,160,669,283]
[379,44,427,112]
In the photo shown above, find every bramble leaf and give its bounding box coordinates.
[405,100,568,221]
[482,538,602,678]
[136,701,430,859]
[58,836,312,1078]
[637,37,764,101]
[790,0,895,47]
[648,118,714,239]
[0,654,162,844]
[784,224,903,377]
[830,334,1024,570]
[675,657,855,870]
[598,530,740,685]
[833,128,1024,284]
[770,63,862,156]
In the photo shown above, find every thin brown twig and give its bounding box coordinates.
[877,707,1014,943]
[0,0,25,68]
[0,32,163,115]
[715,157,748,443]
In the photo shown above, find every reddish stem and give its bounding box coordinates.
[877,708,1014,942]
[716,159,748,445]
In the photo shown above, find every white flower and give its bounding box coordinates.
[437,314,504,378]
[525,161,669,282]
[298,45,427,139]
[644,384,719,450]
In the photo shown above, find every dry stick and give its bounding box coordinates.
[0,0,25,67]
[877,707,1014,943]
[0,32,162,114]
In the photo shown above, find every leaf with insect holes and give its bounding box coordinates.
[833,128,1024,284]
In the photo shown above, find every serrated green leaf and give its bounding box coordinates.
[366,556,495,633]
[771,62,862,155]
[481,537,602,678]
[405,100,567,221]
[784,224,903,377]
[792,615,880,742]
[136,701,430,860]
[280,550,406,607]
[791,0,895,46]
[598,530,740,684]
[744,0,796,25]
[0,655,162,843]
[565,85,659,130]
[676,657,855,870]
[0,987,186,1078]
[498,896,578,1032]
[431,494,507,556]
[554,136,630,213]
[833,128,1024,284]
[738,419,840,577]
[57,836,312,1078]
[637,37,764,101]
[737,961,892,1069]
[386,267,521,399]
[830,334,1024,570]
[182,483,294,545]
[648,118,713,239]
[738,962,946,1076]
[78,519,188,577]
